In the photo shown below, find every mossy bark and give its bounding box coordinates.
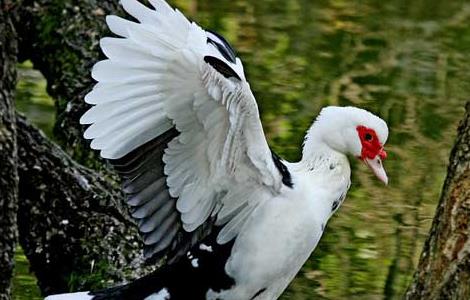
[0,2,19,299]
[15,116,155,296]
[405,103,470,299]
[13,0,122,167]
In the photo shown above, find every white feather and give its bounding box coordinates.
[144,288,171,300]
[121,0,159,24]
[44,292,92,300]
[176,182,206,213]
[106,15,135,38]
[91,59,165,83]
[182,192,216,232]
[100,38,165,68]
[217,204,254,244]
[101,120,173,159]
[148,0,174,14]
[80,94,162,124]
[216,190,250,225]
[84,82,157,104]
[83,0,283,247]
[84,101,165,139]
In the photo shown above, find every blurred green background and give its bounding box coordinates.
[13,0,470,299]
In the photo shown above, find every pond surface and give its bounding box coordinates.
[15,0,470,299]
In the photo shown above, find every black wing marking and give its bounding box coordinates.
[271,150,293,188]
[204,56,241,80]
[206,30,237,64]
[90,229,235,300]
[250,288,267,300]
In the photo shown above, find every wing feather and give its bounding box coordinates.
[131,190,169,219]
[143,212,178,244]
[85,82,157,105]
[82,0,283,262]
[106,15,135,38]
[100,38,164,68]
[217,204,256,245]
[91,60,165,83]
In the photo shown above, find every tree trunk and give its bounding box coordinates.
[7,0,155,296]
[13,0,122,166]
[405,103,470,299]
[0,2,19,299]
[15,115,155,296]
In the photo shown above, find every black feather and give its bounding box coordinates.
[204,56,241,80]
[271,150,293,188]
[90,229,235,300]
[108,127,215,264]
[206,30,237,63]
[250,288,267,300]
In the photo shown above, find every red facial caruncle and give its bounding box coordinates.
[356,125,387,161]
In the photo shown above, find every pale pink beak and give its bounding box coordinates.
[364,156,388,185]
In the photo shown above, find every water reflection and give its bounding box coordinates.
[16,61,55,137]
[16,0,469,299]
[175,1,468,298]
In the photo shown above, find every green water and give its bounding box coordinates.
[13,0,470,299]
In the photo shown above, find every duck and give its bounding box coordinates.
[45,0,389,299]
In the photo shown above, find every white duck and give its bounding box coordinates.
[45,0,389,299]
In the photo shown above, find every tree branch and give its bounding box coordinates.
[13,0,122,166]
[15,115,155,296]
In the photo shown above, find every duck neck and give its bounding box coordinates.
[299,129,348,171]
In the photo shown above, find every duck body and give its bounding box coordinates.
[210,156,351,300]
[85,154,351,300]
[45,0,389,299]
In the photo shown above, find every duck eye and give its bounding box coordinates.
[365,133,373,141]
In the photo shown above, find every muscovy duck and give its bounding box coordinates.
[45,0,389,299]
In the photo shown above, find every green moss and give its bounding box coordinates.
[67,259,113,292]
[12,247,42,300]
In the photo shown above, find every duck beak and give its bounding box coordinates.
[364,155,388,185]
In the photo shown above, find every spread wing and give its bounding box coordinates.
[81,0,286,262]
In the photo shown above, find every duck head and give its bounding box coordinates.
[303,106,389,184]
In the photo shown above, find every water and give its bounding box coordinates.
[16,61,55,137]
[14,0,470,299]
